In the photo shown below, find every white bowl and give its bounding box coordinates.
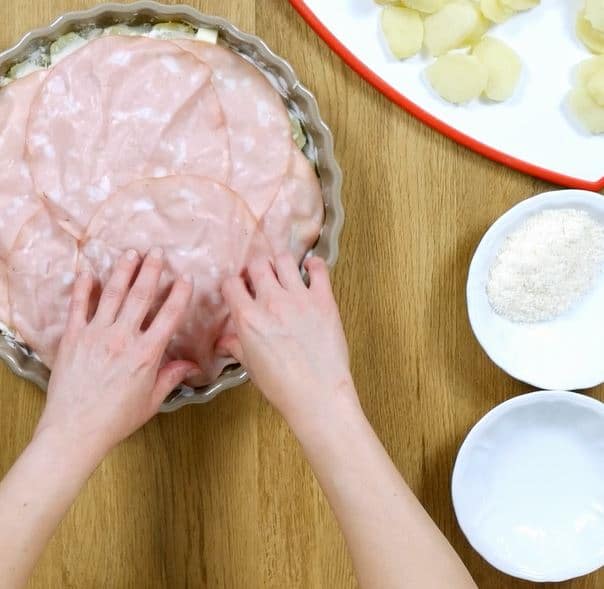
[467,189,604,391]
[452,391,604,582]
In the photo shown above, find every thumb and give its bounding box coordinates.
[151,360,200,408]
[216,334,244,363]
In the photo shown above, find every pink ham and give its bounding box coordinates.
[26,36,230,238]
[172,40,292,220]
[8,208,78,366]
[261,146,324,261]
[0,71,46,256]
[0,35,325,391]
[81,175,271,384]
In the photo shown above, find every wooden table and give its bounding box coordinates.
[0,1,602,587]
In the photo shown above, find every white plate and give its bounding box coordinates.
[452,391,604,582]
[467,189,604,391]
[291,0,604,190]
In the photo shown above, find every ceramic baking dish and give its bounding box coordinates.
[0,1,344,412]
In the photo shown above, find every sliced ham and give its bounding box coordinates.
[0,71,46,256]
[27,36,230,238]
[8,208,78,366]
[172,40,292,220]
[81,175,271,384]
[261,146,324,261]
[0,34,325,390]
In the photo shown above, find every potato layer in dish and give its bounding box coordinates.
[0,33,324,385]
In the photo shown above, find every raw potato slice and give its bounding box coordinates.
[500,0,539,11]
[424,1,480,56]
[577,12,604,54]
[381,6,423,59]
[290,114,307,150]
[103,24,150,36]
[195,27,219,44]
[466,13,491,46]
[426,53,488,103]
[569,87,604,133]
[50,33,87,65]
[585,0,604,32]
[587,70,604,106]
[402,0,447,14]
[148,22,196,40]
[473,36,521,101]
[480,0,515,23]
[577,56,604,85]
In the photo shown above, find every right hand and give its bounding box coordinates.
[219,255,357,428]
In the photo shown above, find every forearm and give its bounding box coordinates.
[290,391,476,589]
[0,426,104,588]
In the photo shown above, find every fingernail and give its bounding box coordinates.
[126,249,138,261]
[186,369,202,379]
[150,247,163,260]
[78,270,90,279]
[183,273,193,284]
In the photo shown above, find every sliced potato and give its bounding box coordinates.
[500,0,538,11]
[381,6,424,59]
[569,86,604,133]
[424,1,480,56]
[577,56,604,85]
[473,36,521,100]
[195,27,219,44]
[8,60,44,79]
[480,0,515,23]
[585,0,604,33]
[466,13,491,46]
[426,53,488,103]
[587,70,604,106]
[50,32,87,64]
[103,24,149,37]
[148,22,197,40]
[577,12,604,54]
[289,114,307,150]
[402,0,447,14]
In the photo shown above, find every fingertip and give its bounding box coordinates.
[216,334,244,363]
[152,361,199,407]
[177,273,194,298]
[275,253,303,290]
[305,256,332,295]
[149,246,163,260]
[304,256,328,273]
[75,270,93,292]
[67,271,94,329]
[125,249,139,262]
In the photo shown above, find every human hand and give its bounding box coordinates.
[219,255,357,430]
[36,248,199,457]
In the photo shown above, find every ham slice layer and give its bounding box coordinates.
[0,34,324,385]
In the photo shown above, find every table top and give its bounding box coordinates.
[0,1,602,588]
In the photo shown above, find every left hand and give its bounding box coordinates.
[36,248,199,456]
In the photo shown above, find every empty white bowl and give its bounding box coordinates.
[467,189,604,390]
[452,391,604,582]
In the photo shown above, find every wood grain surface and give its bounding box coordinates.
[0,1,602,587]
